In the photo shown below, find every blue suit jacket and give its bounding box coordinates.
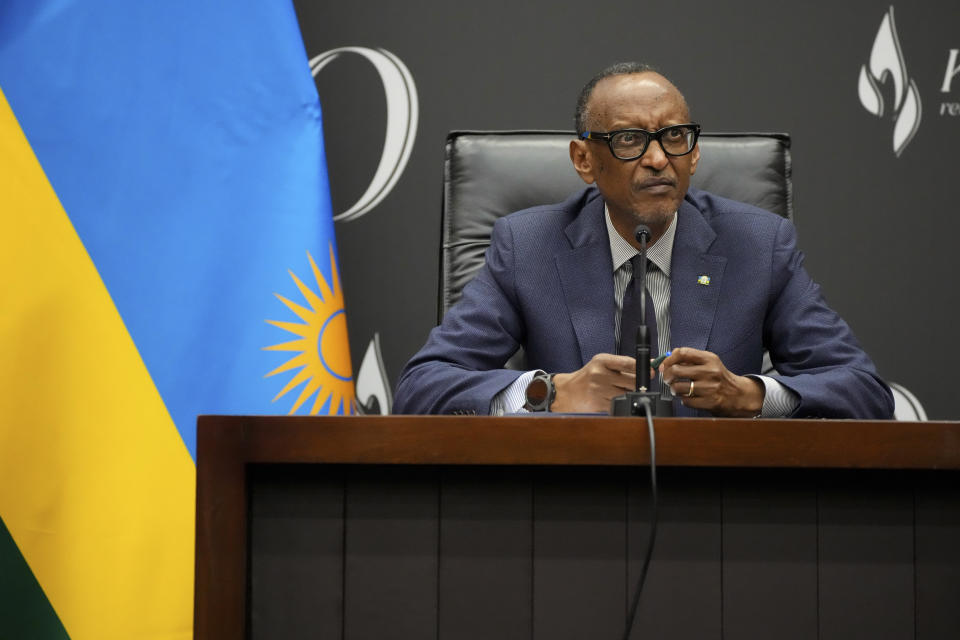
[394,186,893,418]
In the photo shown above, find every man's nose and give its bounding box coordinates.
[640,140,670,170]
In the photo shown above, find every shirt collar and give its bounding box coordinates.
[604,204,676,276]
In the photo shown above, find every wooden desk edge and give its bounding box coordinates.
[197,415,960,470]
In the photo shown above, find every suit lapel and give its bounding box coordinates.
[669,199,726,352]
[556,193,616,365]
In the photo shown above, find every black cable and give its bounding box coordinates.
[622,397,658,640]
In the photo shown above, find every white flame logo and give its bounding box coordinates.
[857,6,921,156]
[310,47,419,221]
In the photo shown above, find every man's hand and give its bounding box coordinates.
[659,347,765,417]
[551,353,638,413]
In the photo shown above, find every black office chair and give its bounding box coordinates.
[439,130,793,318]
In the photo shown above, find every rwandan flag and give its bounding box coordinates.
[0,1,353,637]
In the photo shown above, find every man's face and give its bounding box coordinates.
[570,73,699,240]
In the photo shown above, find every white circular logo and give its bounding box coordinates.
[309,47,419,221]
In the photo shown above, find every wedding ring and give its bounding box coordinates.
[686,380,695,397]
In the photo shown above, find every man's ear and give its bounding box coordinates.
[570,139,596,184]
[689,143,700,175]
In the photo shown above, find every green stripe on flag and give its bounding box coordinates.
[0,517,70,640]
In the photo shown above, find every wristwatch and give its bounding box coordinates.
[524,370,556,412]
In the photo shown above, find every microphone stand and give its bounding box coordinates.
[611,233,666,640]
[611,225,673,417]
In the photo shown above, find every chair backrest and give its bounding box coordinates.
[440,130,792,320]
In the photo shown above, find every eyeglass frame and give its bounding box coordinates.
[579,123,702,161]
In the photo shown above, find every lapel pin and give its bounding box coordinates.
[697,275,711,286]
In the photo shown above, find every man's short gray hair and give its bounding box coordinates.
[574,62,659,134]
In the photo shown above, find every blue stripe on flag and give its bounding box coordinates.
[0,0,347,459]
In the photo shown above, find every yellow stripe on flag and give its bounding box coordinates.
[0,88,195,639]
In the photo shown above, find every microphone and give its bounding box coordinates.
[611,224,672,416]
[633,225,652,394]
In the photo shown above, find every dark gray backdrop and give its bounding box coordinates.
[294,0,959,418]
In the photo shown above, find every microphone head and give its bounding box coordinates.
[634,224,652,245]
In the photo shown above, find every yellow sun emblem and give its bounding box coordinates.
[264,245,354,415]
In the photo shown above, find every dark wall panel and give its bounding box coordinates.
[629,468,722,639]
[248,465,345,640]
[438,468,533,640]
[915,471,960,638]
[818,471,915,640]
[722,470,818,640]
[343,467,439,639]
[243,463,960,638]
[533,468,627,640]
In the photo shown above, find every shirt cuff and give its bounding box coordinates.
[749,375,800,418]
[489,369,541,415]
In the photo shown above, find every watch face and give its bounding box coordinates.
[526,377,549,406]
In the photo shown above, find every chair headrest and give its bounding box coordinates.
[440,130,793,317]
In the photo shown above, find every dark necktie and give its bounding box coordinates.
[619,254,659,391]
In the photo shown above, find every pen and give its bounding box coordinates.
[650,350,672,370]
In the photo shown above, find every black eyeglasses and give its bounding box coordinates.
[580,123,701,160]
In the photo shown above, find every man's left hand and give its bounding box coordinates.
[659,347,765,417]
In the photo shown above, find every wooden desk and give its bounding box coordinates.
[195,416,960,639]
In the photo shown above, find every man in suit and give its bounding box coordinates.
[393,62,893,418]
